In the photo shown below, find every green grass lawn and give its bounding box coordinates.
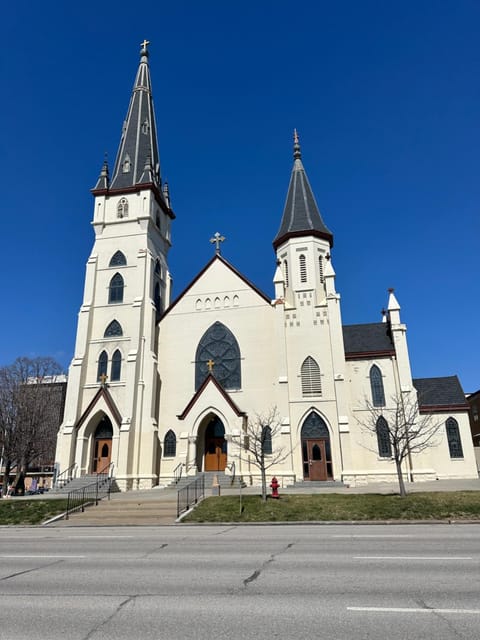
[182,492,480,523]
[0,499,69,525]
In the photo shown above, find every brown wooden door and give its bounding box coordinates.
[93,438,112,473]
[306,439,327,481]
[205,437,227,471]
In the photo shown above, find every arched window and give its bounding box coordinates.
[154,282,162,321]
[97,350,108,381]
[446,417,463,458]
[109,251,126,267]
[262,426,272,455]
[195,321,241,391]
[301,357,322,396]
[299,254,307,283]
[318,255,324,283]
[154,260,161,276]
[108,273,124,304]
[164,430,176,457]
[283,260,289,287]
[104,320,123,337]
[376,416,392,458]
[111,350,122,381]
[117,197,129,217]
[370,365,385,407]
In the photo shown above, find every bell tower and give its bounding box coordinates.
[56,42,174,490]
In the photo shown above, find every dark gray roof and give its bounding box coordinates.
[273,135,333,249]
[109,44,162,192]
[343,323,394,355]
[413,376,467,407]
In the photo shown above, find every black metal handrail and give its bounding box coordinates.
[54,462,77,489]
[173,463,183,484]
[177,474,205,518]
[65,474,112,520]
[226,461,236,485]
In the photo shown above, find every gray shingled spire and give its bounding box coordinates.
[273,130,333,250]
[93,157,110,191]
[109,40,162,191]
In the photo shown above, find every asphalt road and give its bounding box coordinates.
[0,523,479,639]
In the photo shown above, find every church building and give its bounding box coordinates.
[55,43,477,490]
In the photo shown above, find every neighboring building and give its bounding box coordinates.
[466,390,480,470]
[55,43,477,490]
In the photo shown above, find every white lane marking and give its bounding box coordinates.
[348,607,480,614]
[353,556,473,560]
[56,536,134,539]
[0,555,85,559]
[332,535,414,538]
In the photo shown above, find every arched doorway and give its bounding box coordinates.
[92,415,113,473]
[301,412,333,481]
[204,415,227,472]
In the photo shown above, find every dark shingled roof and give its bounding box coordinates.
[109,45,162,192]
[273,135,333,249]
[413,376,467,407]
[343,323,394,355]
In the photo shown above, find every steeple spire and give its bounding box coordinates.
[108,40,162,192]
[273,130,333,250]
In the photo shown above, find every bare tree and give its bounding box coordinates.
[0,357,64,495]
[358,391,442,497]
[237,408,290,501]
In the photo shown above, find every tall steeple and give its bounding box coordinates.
[108,40,162,193]
[273,131,333,250]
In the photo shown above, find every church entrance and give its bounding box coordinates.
[301,412,333,481]
[91,415,113,473]
[204,415,227,472]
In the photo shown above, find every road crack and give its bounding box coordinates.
[0,559,63,582]
[243,542,294,588]
[415,598,467,640]
[83,594,137,640]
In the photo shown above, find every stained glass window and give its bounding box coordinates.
[111,349,121,381]
[195,322,241,391]
[109,251,126,267]
[370,365,385,407]
[164,430,176,457]
[97,351,108,381]
[104,320,123,337]
[376,416,392,457]
[109,273,124,304]
[446,417,463,458]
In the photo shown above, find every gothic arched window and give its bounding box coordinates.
[262,426,272,455]
[109,273,124,304]
[283,260,289,287]
[301,357,321,397]
[446,417,463,458]
[111,349,122,381]
[318,255,324,283]
[97,350,108,381]
[117,197,129,217]
[370,365,385,407]
[164,430,176,457]
[104,320,123,338]
[109,251,127,267]
[154,282,161,321]
[376,416,392,458]
[195,321,241,391]
[299,254,307,283]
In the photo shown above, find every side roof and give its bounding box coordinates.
[343,323,394,359]
[413,376,468,410]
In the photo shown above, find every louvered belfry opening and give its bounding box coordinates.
[301,356,321,397]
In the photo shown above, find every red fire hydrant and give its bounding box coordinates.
[270,476,280,499]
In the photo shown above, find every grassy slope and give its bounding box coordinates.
[0,499,69,525]
[183,492,480,523]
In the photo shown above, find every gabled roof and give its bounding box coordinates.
[75,385,122,430]
[177,374,246,420]
[273,131,333,250]
[343,323,395,359]
[413,376,469,411]
[160,254,271,321]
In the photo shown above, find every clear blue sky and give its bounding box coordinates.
[1,1,479,391]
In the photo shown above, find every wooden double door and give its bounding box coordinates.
[92,438,111,473]
[303,439,332,481]
[204,416,227,472]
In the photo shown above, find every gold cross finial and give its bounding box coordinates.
[210,232,226,255]
[99,373,108,385]
[206,359,215,373]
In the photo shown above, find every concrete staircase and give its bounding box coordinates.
[172,471,246,491]
[291,480,346,489]
[51,474,118,494]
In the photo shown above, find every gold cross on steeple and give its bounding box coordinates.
[140,39,150,52]
[206,359,215,373]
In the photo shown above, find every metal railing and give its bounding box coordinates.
[54,462,77,489]
[173,463,183,484]
[65,475,112,520]
[226,461,236,485]
[177,474,205,518]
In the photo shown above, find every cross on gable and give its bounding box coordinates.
[99,373,108,385]
[210,232,226,255]
[206,359,215,373]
